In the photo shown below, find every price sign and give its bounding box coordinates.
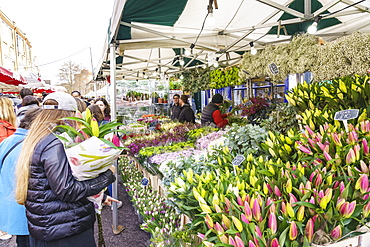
[232,155,245,166]
[269,63,279,75]
[334,109,359,121]
[141,177,149,186]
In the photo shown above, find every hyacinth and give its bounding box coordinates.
[196,131,226,149]
[150,148,205,165]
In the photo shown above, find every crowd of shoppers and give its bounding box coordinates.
[0,90,117,246]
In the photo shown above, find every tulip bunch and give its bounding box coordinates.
[285,75,370,131]
[167,121,370,246]
[118,157,182,246]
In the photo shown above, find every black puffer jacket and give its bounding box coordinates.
[178,104,195,123]
[26,133,115,241]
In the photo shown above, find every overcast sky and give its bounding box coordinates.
[0,0,115,84]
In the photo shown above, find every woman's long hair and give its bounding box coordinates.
[0,97,16,126]
[15,100,74,205]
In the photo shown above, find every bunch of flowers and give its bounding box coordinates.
[150,148,205,165]
[196,131,226,150]
[119,157,182,246]
[237,97,270,117]
[126,122,201,156]
[139,141,195,159]
[56,109,125,212]
[168,121,370,246]
[187,126,218,141]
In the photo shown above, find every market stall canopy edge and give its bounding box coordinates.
[95,0,370,80]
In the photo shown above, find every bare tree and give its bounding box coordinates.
[58,60,84,92]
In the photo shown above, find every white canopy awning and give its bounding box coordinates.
[95,0,370,80]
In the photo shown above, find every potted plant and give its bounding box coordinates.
[163,94,168,103]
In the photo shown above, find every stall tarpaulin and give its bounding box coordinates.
[0,67,27,86]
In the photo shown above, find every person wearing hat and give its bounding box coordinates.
[201,93,230,128]
[15,92,117,246]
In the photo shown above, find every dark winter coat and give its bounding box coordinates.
[25,133,115,241]
[178,104,195,123]
[201,102,219,125]
[170,104,181,120]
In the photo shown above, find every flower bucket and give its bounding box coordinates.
[311,226,370,247]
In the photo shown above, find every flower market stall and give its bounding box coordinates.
[111,73,370,247]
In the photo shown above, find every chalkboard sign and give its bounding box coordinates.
[269,63,279,75]
[232,155,245,166]
[334,109,359,121]
[141,177,149,186]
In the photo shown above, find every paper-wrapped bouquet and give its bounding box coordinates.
[55,109,125,213]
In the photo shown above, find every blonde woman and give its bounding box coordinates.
[0,97,16,142]
[15,92,116,246]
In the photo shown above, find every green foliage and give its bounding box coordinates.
[240,32,370,82]
[209,66,242,89]
[187,126,218,141]
[169,78,183,90]
[286,74,370,130]
[178,67,211,93]
[261,103,299,135]
[225,123,268,156]
[139,141,195,158]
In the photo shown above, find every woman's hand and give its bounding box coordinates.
[109,165,116,174]
[103,195,120,206]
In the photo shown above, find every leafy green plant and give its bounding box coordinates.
[225,123,268,156]
[209,66,242,89]
[261,103,299,135]
[177,67,211,93]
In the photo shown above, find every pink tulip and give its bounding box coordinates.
[323,151,332,161]
[252,200,262,221]
[225,198,231,212]
[332,132,342,146]
[331,225,342,240]
[205,214,214,229]
[229,236,236,246]
[363,188,370,200]
[346,148,356,164]
[289,193,298,205]
[214,222,224,233]
[305,125,315,136]
[340,201,356,218]
[315,173,323,188]
[249,240,257,247]
[356,174,369,194]
[299,182,305,194]
[317,142,326,152]
[360,160,369,173]
[363,201,370,218]
[255,225,262,238]
[336,198,346,210]
[363,139,369,156]
[354,144,361,161]
[309,171,317,182]
[241,214,250,224]
[237,196,243,206]
[298,145,313,154]
[281,202,287,216]
[235,236,245,247]
[268,213,277,234]
[244,201,252,221]
[289,221,298,240]
[197,232,206,240]
[203,241,214,247]
[274,186,282,197]
[112,134,121,147]
[348,130,358,144]
[270,238,280,247]
[305,218,314,242]
[307,138,316,148]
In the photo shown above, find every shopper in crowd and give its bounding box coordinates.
[16,95,40,126]
[170,94,181,120]
[201,93,230,128]
[75,97,87,113]
[0,107,42,246]
[178,95,195,123]
[15,92,117,246]
[0,97,16,143]
[88,104,109,126]
[71,90,90,107]
[95,97,111,121]
[17,88,33,109]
